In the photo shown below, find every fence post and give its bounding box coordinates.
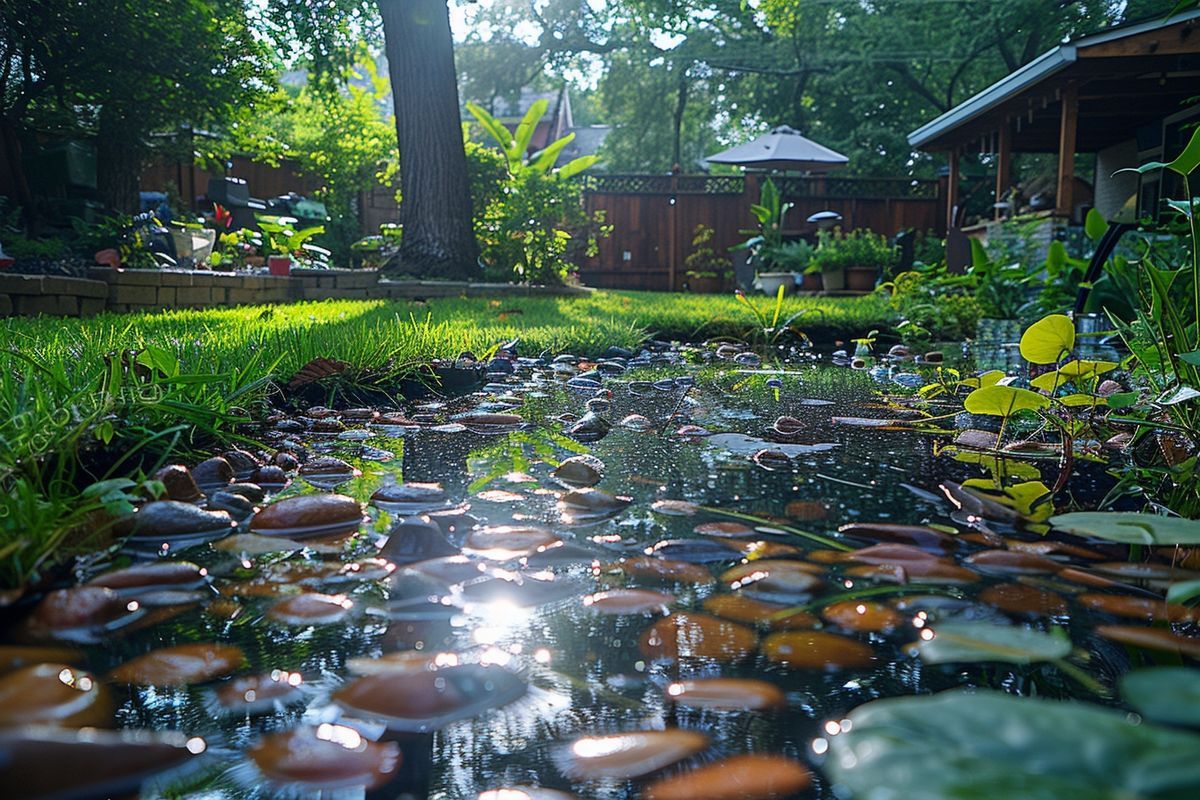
[668,173,678,292]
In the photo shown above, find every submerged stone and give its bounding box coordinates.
[821,601,905,633]
[762,631,876,670]
[249,494,365,539]
[464,525,559,559]
[370,481,449,512]
[1095,625,1200,659]
[552,455,605,487]
[210,671,305,716]
[379,515,459,564]
[108,643,245,686]
[701,594,818,629]
[643,754,811,800]
[299,456,361,488]
[555,729,708,780]
[86,561,208,594]
[25,586,143,642]
[639,612,757,662]
[0,663,111,727]
[1079,593,1197,623]
[582,589,674,615]
[333,664,527,733]
[664,678,785,711]
[267,593,354,625]
[649,538,742,564]
[978,583,1069,616]
[614,557,714,585]
[965,550,1061,575]
[838,523,955,553]
[248,725,400,791]
[0,726,204,799]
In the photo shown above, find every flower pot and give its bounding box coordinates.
[799,272,822,292]
[820,268,845,292]
[246,256,265,268]
[688,275,724,294]
[845,266,878,292]
[267,255,292,276]
[758,272,795,296]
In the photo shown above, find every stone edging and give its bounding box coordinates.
[0,268,591,317]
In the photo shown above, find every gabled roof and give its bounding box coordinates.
[908,9,1200,150]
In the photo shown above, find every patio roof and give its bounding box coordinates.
[908,9,1200,152]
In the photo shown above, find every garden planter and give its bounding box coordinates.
[758,272,795,296]
[820,268,845,292]
[246,256,265,268]
[688,275,724,294]
[799,272,822,292]
[267,256,293,277]
[845,266,878,292]
[975,318,1022,344]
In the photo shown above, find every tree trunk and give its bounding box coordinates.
[378,0,478,280]
[0,117,38,231]
[96,107,141,214]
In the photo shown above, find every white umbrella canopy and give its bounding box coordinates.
[706,125,848,172]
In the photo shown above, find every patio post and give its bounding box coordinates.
[946,149,960,230]
[1056,81,1078,219]
[995,121,1012,219]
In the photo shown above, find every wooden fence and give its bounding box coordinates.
[578,174,943,290]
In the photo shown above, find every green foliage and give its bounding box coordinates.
[256,215,328,265]
[759,239,815,274]
[878,263,982,345]
[683,224,732,279]
[811,228,898,272]
[466,100,607,284]
[733,179,792,266]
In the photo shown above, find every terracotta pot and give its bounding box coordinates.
[845,266,878,292]
[267,256,292,277]
[245,256,265,268]
[688,275,724,294]
[800,272,822,292]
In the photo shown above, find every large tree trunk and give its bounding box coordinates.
[96,107,141,214]
[378,0,478,280]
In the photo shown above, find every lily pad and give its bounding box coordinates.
[964,385,1050,418]
[824,689,1200,800]
[1122,667,1200,728]
[1049,512,1200,545]
[915,621,1072,665]
[1019,315,1075,365]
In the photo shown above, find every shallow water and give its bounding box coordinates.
[5,350,1189,799]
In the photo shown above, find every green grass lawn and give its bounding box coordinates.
[0,289,892,589]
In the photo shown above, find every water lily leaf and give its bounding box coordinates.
[1157,385,1200,405]
[961,370,1006,389]
[1122,667,1200,728]
[1167,579,1200,605]
[1059,393,1106,407]
[1020,315,1075,364]
[1049,512,1200,545]
[1085,208,1109,240]
[915,621,1071,664]
[964,385,1051,418]
[1107,391,1140,409]
[953,452,1041,481]
[824,689,1200,800]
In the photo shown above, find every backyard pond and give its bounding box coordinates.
[3,341,1199,800]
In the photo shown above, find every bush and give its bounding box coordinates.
[812,228,897,271]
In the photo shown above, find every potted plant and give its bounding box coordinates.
[812,228,896,292]
[731,178,795,295]
[762,239,817,292]
[683,224,732,293]
[257,215,326,275]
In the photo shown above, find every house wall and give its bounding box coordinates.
[1094,138,1140,222]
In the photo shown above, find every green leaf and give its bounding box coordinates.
[1181,351,1200,366]
[1122,667,1200,728]
[824,689,1200,800]
[963,385,1051,418]
[1117,126,1200,177]
[1085,208,1110,241]
[556,155,600,180]
[1020,314,1075,364]
[1107,391,1140,409]
[1167,578,1200,605]
[529,133,575,174]
[1046,240,1067,272]
[513,99,549,163]
[1059,393,1106,407]
[1049,512,1200,545]
[916,621,1071,665]
[969,238,990,268]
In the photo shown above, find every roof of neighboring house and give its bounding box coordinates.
[908,8,1200,151]
[562,125,612,164]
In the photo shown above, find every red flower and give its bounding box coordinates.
[214,203,233,229]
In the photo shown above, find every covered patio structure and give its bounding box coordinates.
[908,9,1200,238]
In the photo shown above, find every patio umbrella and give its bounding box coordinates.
[705,126,848,172]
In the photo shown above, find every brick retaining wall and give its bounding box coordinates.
[0,268,588,317]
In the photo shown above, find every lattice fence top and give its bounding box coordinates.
[582,174,937,199]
